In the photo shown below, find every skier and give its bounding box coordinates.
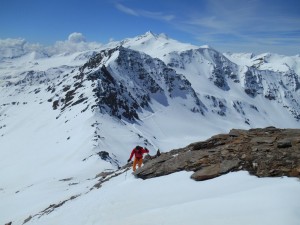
[127,146,149,171]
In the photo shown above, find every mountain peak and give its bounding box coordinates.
[136,31,169,41]
[144,31,169,40]
[145,30,155,37]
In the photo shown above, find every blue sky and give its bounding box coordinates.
[1,0,299,55]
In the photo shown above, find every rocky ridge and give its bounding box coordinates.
[134,127,300,181]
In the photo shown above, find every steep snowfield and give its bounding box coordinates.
[1,32,300,225]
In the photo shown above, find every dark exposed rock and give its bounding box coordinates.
[22,195,80,224]
[23,215,32,224]
[190,160,239,181]
[52,100,59,110]
[277,139,292,148]
[134,127,300,181]
[97,151,110,160]
[95,171,114,179]
[97,151,120,169]
[243,68,263,97]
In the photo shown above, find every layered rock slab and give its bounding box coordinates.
[134,127,300,181]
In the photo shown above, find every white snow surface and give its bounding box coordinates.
[224,52,300,74]
[2,171,300,225]
[1,32,300,224]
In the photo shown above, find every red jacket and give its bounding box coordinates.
[129,147,149,160]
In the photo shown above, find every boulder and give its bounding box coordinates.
[277,139,292,148]
[191,159,240,181]
[191,164,220,181]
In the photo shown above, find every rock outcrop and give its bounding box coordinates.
[134,127,300,181]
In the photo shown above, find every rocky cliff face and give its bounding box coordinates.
[50,46,206,121]
[134,127,300,181]
[165,47,300,122]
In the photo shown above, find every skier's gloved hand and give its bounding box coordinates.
[127,159,131,163]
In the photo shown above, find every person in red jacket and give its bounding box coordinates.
[127,146,149,171]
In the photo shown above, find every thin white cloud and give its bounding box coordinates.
[115,3,175,22]
[187,16,232,31]
[115,3,138,16]
[185,0,299,33]
[175,0,300,54]
[141,10,175,22]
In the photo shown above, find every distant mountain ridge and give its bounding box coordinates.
[1,31,300,161]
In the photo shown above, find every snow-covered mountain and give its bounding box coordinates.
[1,32,300,225]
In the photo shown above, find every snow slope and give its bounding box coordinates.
[224,52,300,75]
[3,171,300,225]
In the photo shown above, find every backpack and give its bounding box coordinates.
[135,146,143,157]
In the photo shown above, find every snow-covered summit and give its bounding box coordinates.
[117,31,199,59]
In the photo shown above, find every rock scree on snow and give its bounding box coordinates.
[133,127,300,181]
